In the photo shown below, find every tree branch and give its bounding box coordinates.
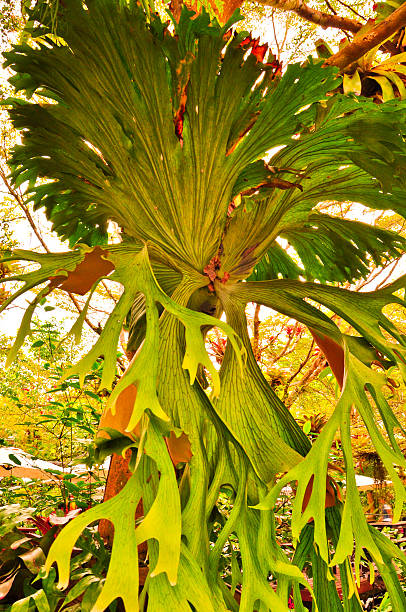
[325,4,406,69]
[284,338,315,390]
[252,303,261,360]
[269,321,299,366]
[285,354,327,407]
[0,163,49,252]
[256,0,362,33]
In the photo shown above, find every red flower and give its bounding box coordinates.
[285,325,294,337]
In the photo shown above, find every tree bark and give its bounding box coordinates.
[325,4,406,69]
[253,0,362,33]
[205,0,362,31]
[252,303,261,360]
[99,451,143,545]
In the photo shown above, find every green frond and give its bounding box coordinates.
[225,95,406,283]
[278,213,406,283]
[45,418,181,610]
[223,276,406,597]
[2,0,340,266]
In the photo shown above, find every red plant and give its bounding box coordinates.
[29,507,82,536]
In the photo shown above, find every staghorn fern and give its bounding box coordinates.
[1,0,406,609]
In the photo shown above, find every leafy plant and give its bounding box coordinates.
[0,504,118,611]
[1,0,406,609]
[317,32,406,101]
[0,318,104,457]
[316,0,406,102]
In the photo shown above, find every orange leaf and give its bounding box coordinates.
[51,246,114,295]
[99,383,140,437]
[311,331,344,388]
[165,431,193,466]
[98,382,192,466]
[302,474,341,516]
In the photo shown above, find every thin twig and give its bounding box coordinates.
[285,338,315,389]
[101,279,118,304]
[356,257,401,291]
[286,355,327,407]
[271,10,281,59]
[375,258,401,290]
[279,14,290,58]
[269,321,299,366]
[324,0,337,16]
[335,0,366,21]
[0,163,49,251]
[261,0,362,34]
